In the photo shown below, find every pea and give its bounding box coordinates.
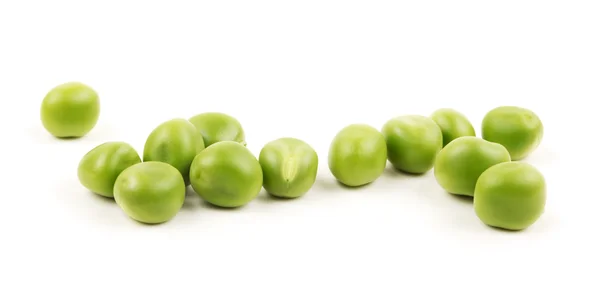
[434,136,511,197]
[143,118,205,185]
[259,137,318,198]
[40,82,100,138]
[188,112,246,147]
[77,142,141,198]
[474,162,546,231]
[114,161,185,224]
[481,106,543,160]
[381,115,443,174]
[189,141,262,208]
[430,108,476,147]
[328,124,387,187]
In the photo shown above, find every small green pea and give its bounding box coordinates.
[430,108,476,147]
[259,137,318,198]
[114,161,185,224]
[143,118,205,185]
[188,112,246,147]
[381,115,443,174]
[189,141,263,208]
[481,106,543,160]
[474,162,546,231]
[434,136,511,197]
[40,82,100,138]
[328,124,387,187]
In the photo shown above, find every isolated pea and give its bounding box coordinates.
[430,108,476,147]
[328,124,387,187]
[143,118,205,185]
[189,141,263,208]
[40,82,100,138]
[259,137,318,198]
[481,106,543,160]
[77,142,141,198]
[434,136,511,197]
[189,112,246,147]
[114,161,185,224]
[381,115,443,174]
[474,162,546,231]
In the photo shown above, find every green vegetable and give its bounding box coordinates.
[189,141,263,208]
[259,137,318,198]
[40,82,100,138]
[381,115,443,174]
[188,112,246,147]
[474,162,546,231]
[430,108,476,147]
[328,124,387,187]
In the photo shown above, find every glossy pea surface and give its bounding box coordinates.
[259,137,318,198]
[474,162,546,231]
[189,112,246,147]
[430,108,476,147]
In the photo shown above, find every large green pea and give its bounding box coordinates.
[143,118,205,185]
[189,141,263,208]
[481,106,543,160]
[77,142,141,198]
[434,136,511,197]
[474,162,546,231]
[259,137,318,198]
[381,115,443,174]
[40,82,100,138]
[328,124,387,187]
[188,112,246,147]
[113,161,185,224]
[430,108,476,147]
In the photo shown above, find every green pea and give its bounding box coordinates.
[481,106,543,160]
[474,162,546,231]
[114,161,185,224]
[189,141,262,208]
[143,118,205,185]
[259,137,318,198]
[77,142,141,198]
[381,115,443,174]
[188,112,246,147]
[430,108,476,147]
[328,124,387,187]
[40,82,100,138]
[434,136,511,197]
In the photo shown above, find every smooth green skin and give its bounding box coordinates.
[434,136,511,197]
[40,82,100,138]
[189,141,263,208]
[474,162,546,231]
[430,108,476,147]
[259,137,319,198]
[328,124,387,187]
[143,118,205,185]
[77,142,141,198]
[381,115,443,174]
[113,161,185,224]
[481,106,543,160]
[188,112,246,147]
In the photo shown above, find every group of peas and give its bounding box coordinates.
[41,82,546,231]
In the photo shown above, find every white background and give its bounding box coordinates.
[1,0,599,306]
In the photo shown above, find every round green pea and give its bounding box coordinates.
[481,106,543,160]
[381,115,443,174]
[189,141,263,208]
[328,124,387,187]
[434,136,511,197]
[77,142,141,198]
[474,162,546,231]
[259,137,318,198]
[188,112,246,147]
[143,118,205,185]
[114,161,185,224]
[40,82,100,138]
[430,108,476,147]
